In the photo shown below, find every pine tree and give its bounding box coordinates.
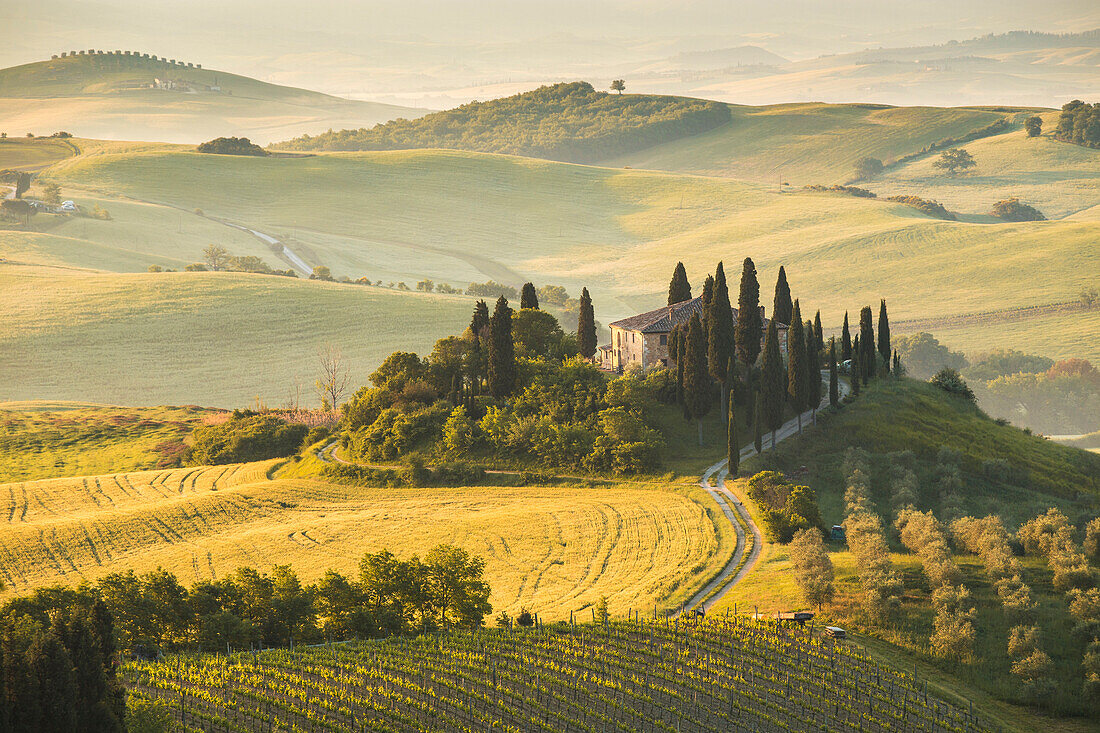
[735,258,762,367]
[577,287,596,359]
[772,266,793,327]
[487,296,516,398]
[859,305,875,381]
[841,312,852,363]
[877,299,891,373]
[727,391,739,474]
[829,338,839,407]
[520,282,538,309]
[753,391,763,454]
[668,262,692,304]
[786,300,808,432]
[682,313,712,446]
[707,262,735,424]
[813,310,824,353]
[760,319,785,449]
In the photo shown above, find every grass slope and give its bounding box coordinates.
[712,379,1100,728]
[869,112,1100,220]
[602,103,1005,184]
[0,403,208,483]
[0,462,731,619]
[42,147,1100,364]
[0,266,473,406]
[0,54,425,145]
[0,136,76,171]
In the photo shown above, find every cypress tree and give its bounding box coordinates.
[727,391,739,474]
[877,299,891,373]
[753,391,763,454]
[469,300,490,394]
[707,262,735,424]
[487,296,516,399]
[668,262,692,304]
[859,305,875,381]
[577,287,596,359]
[772,266,793,327]
[841,312,852,362]
[893,349,901,375]
[735,258,762,367]
[813,310,824,353]
[682,313,712,446]
[700,275,715,321]
[829,338,839,407]
[851,349,862,396]
[760,319,785,449]
[520,282,539,309]
[470,300,490,340]
[806,324,822,422]
[671,324,687,417]
[786,300,808,432]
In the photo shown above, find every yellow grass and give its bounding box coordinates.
[0,463,733,619]
[0,136,76,171]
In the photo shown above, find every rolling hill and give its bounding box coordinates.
[0,460,731,619]
[39,146,1100,360]
[0,264,474,406]
[0,52,426,145]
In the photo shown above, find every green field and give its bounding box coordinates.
[869,112,1100,220]
[0,265,473,406]
[41,146,1100,362]
[0,403,209,483]
[0,461,731,620]
[0,54,424,145]
[0,136,76,171]
[604,103,1006,184]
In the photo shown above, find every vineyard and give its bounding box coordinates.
[124,616,986,732]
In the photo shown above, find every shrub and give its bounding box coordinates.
[196,136,267,156]
[442,406,477,453]
[189,412,308,464]
[885,195,957,221]
[929,368,975,401]
[991,198,1046,222]
[516,608,534,627]
[853,157,884,179]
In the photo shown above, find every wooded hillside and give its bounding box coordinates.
[273,82,732,162]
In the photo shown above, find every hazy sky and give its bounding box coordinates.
[2,0,1098,100]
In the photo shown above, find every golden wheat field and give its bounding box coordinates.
[0,462,733,619]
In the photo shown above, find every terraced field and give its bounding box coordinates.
[0,463,733,619]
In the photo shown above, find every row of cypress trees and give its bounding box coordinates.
[665,261,893,468]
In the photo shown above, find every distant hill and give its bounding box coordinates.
[272,81,732,162]
[0,52,427,144]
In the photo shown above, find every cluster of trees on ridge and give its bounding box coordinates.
[195,136,267,156]
[1055,100,1100,148]
[272,82,732,163]
[337,284,671,474]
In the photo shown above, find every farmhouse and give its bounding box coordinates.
[602,297,788,372]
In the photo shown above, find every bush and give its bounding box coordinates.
[189,412,308,464]
[804,184,877,198]
[853,157,884,179]
[196,136,267,156]
[991,198,1046,222]
[745,471,821,543]
[885,195,957,221]
[929,368,975,401]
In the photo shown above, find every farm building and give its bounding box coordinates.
[601,297,788,372]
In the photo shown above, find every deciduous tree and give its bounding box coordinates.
[316,344,349,410]
[1025,116,1043,137]
[610,79,625,94]
[202,244,229,271]
[932,147,976,176]
[790,528,835,610]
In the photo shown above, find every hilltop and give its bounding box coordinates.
[273,81,732,162]
[0,52,426,144]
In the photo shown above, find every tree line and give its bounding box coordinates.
[1054,100,1100,149]
[3,544,491,660]
[271,82,732,163]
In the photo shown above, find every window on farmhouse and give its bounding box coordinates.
[659,334,667,345]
